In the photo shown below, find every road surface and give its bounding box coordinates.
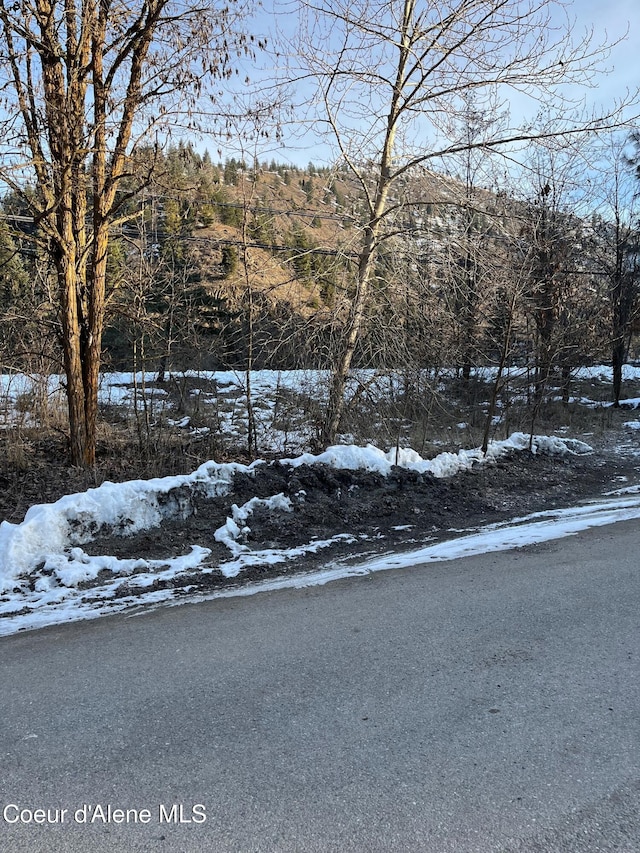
[1,519,639,852]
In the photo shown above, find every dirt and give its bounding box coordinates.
[77,436,640,598]
[2,428,640,602]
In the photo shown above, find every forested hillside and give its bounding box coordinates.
[2,142,637,388]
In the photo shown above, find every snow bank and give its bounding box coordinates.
[0,459,257,590]
[282,432,591,478]
[0,432,591,592]
[38,545,212,589]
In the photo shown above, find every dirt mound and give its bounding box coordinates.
[70,445,639,600]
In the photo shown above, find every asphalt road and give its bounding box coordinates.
[1,519,639,852]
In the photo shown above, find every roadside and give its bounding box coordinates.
[1,422,639,638]
[80,435,640,584]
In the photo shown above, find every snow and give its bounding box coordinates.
[3,363,640,413]
[1,361,639,636]
[214,493,293,559]
[168,416,192,428]
[215,533,357,579]
[0,431,607,637]
[4,493,636,638]
[574,365,640,382]
[0,459,258,585]
[2,363,640,453]
[359,498,640,573]
[282,433,591,479]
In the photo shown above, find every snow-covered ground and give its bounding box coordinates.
[3,363,640,406]
[3,364,640,449]
[3,430,633,639]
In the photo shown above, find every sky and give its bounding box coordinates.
[554,0,638,112]
[214,0,640,169]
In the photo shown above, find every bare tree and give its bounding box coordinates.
[592,136,640,405]
[441,92,507,388]
[288,0,636,447]
[0,0,253,465]
[517,143,594,439]
[481,284,519,454]
[523,170,567,411]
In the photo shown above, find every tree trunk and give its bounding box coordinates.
[82,222,110,466]
[561,363,570,406]
[318,0,414,448]
[612,336,625,407]
[52,185,90,466]
[320,226,378,448]
[59,259,88,466]
[482,291,516,454]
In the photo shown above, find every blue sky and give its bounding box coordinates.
[212,0,639,168]
[569,0,638,105]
